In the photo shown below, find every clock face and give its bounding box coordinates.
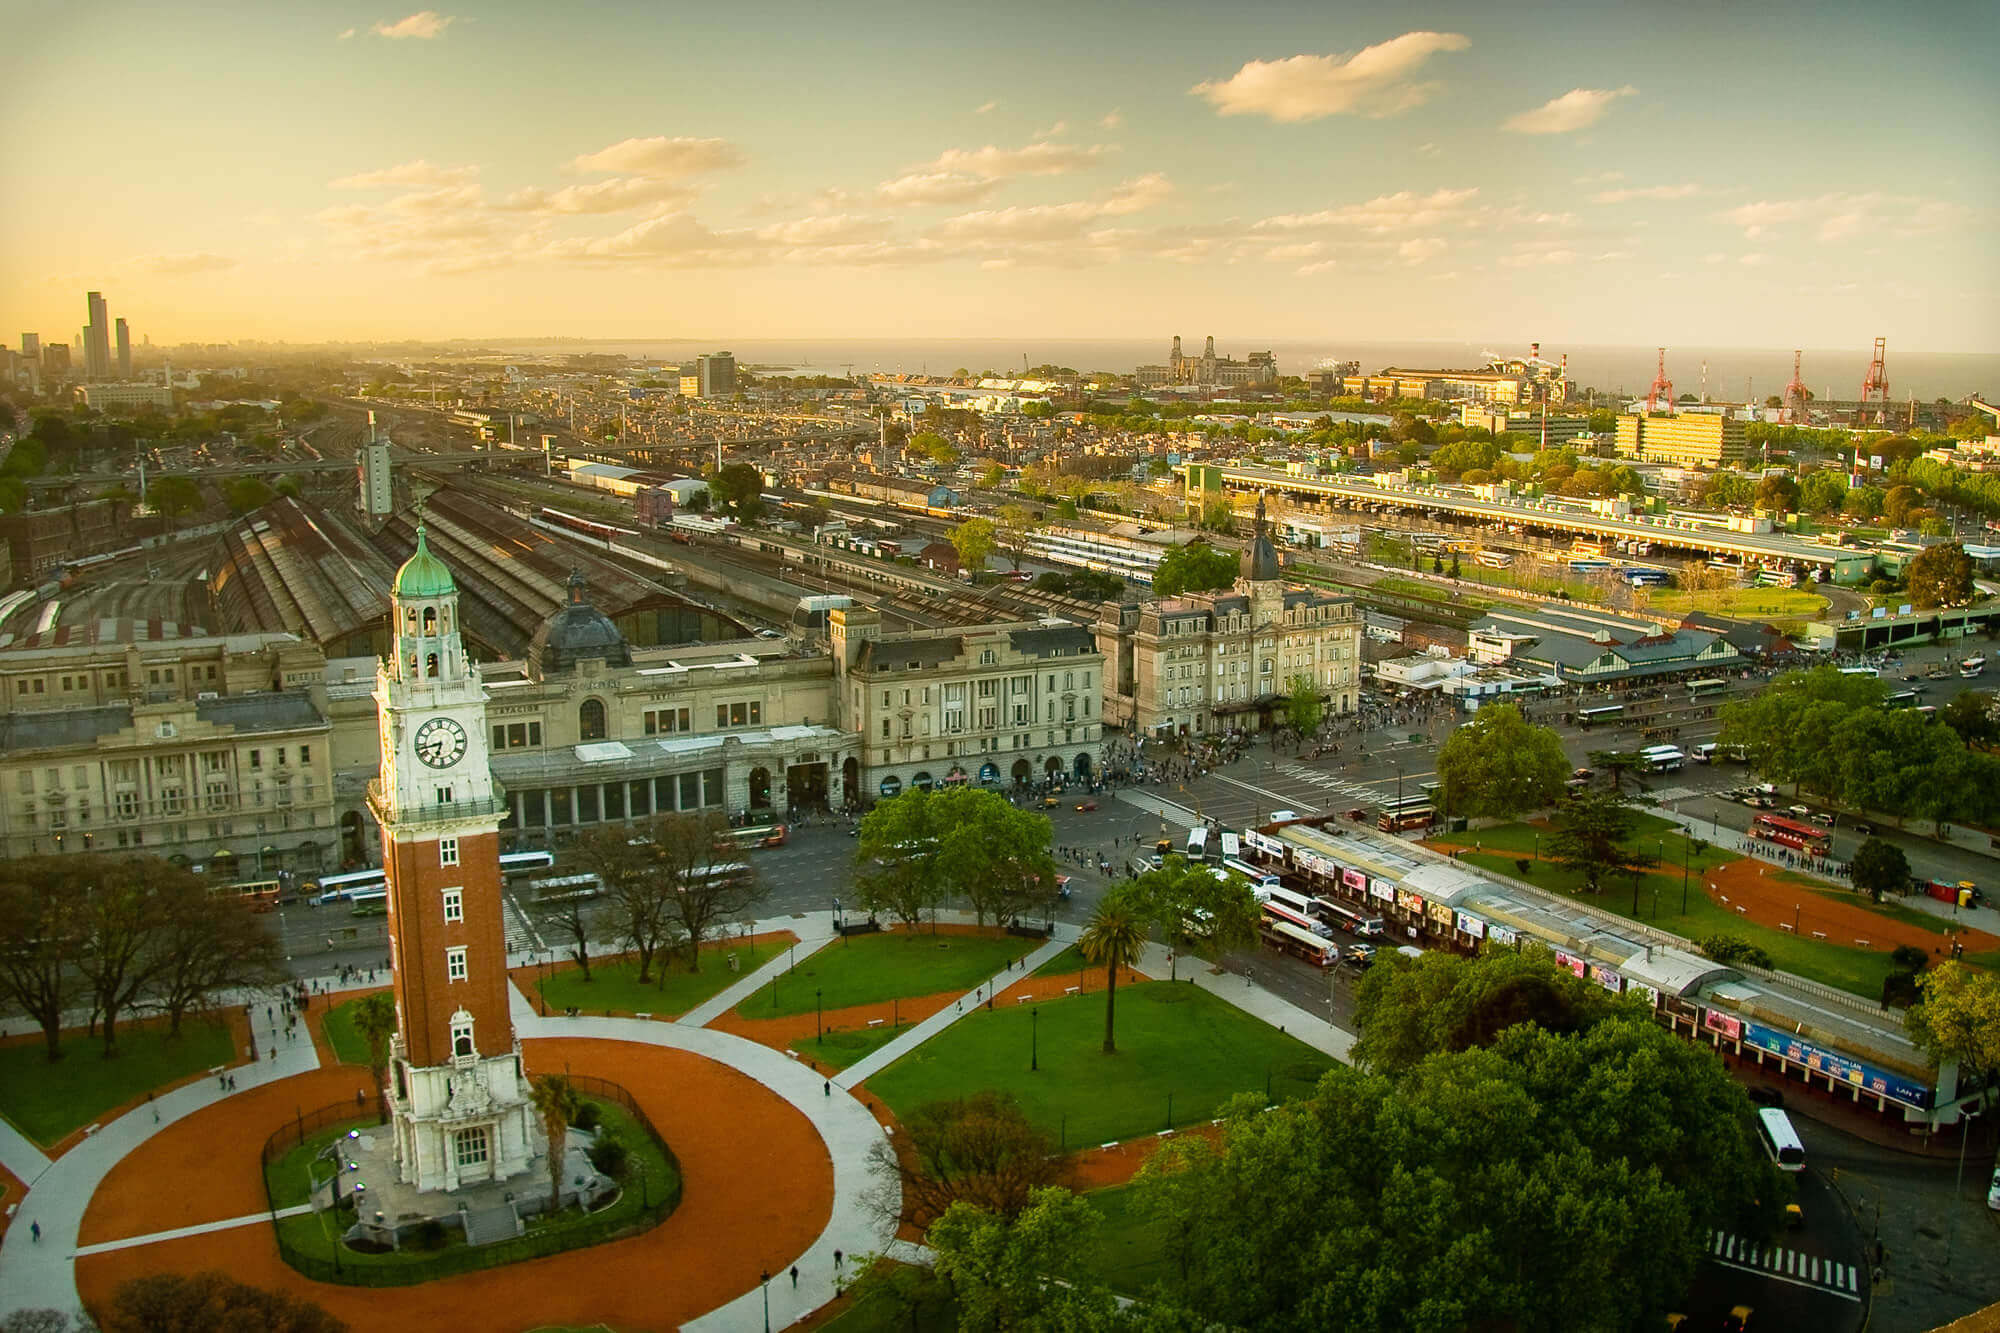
[413,716,468,770]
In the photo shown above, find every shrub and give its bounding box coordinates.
[570,1101,602,1132]
[1700,935,1774,969]
[1889,944,1928,974]
[411,1220,448,1252]
[586,1129,629,1179]
[1515,858,1533,876]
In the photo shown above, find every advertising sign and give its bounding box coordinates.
[1739,1019,1932,1109]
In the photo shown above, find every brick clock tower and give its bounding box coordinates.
[370,527,534,1194]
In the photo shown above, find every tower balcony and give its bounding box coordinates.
[366,779,510,831]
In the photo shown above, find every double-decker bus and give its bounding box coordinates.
[726,821,789,851]
[1577,704,1623,729]
[499,850,556,878]
[1686,677,1729,698]
[1750,813,1831,856]
[1260,917,1338,967]
[310,867,388,905]
[1376,795,1435,833]
[217,879,282,912]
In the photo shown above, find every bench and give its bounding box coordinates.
[1064,986,1081,996]
[1855,939,1870,947]
[1778,923,1795,932]
[866,1018,885,1029]
[83,1124,101,1137]
[634,1013,652,1021]
[1812,931,1826,940]
[1017,995,1031,1004]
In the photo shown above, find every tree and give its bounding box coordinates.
[1434,703,1569,818]
[1753,474,1801,515]
[1546,789,1636,896]
[979,463,1007,488]
[1849,836,1911,904]
[1905,541,1973,609]
[910,430,958,465]
[1123,856,1259,979]
[73,858,164,1057]
[856,788,1057,929]
[927,1188,1119,1333]
[949,516,996,574]
[871,1092,1071,1228]
[546,890,594,983]
[1699,935,1774,968]
[1283,674,1323,737]
[103,1271,347,1333]
[0,858,89,1060]
[529,1073,582,1212]
[1799,469,1850,515]
[1941,691,1998,749]
[1905,962,2000,1081]
[705,462,765,519]
[1151,541,1237,598]
[993,503,1042,569]
[647,811,765,970]
[147,875,286,1035]
[571,825,681,983]
[147,475,203,525]
[223,477,275,515]
[352,991,397,1124]
[1078,896,1147,1054]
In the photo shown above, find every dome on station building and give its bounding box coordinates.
[1242,493,1280,583]
[528,569,632,676]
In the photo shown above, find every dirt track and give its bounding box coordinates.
[1704,856,1998,957]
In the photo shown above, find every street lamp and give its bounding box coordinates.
[1030,1006,1038,1072]
[816,988,823,1045]
[761,1269,771,1333]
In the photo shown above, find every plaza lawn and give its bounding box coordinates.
[0,1017,235,1147]
[735,930,1035,1020]
[788,1023,907,1072]
[1638,586,1828,620]
[264,1117,373,1208]
[1033,943,1091,978]
[1084,1183,1174,1297]
[537,933,791,1020]
[322,994,387,1066]
[864,983,1333,1150]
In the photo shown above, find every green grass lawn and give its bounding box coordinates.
[537,934,789,1019]
[0,1018,235,1146]
[788,1023,908,1072]
[321,995,385,1066]
[734,931,1035,1020]
[264,1117,375,1208]
[865,983,1333,1149]
[1085,1183,1174,1297]
[1638,586,1828,620]
[1034,943,1093,978]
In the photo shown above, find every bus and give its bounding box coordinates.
[1686,678,1729,698]
[1261,899,1332,940]
[1756,1107,1805,1173]
[1640,746,1686,773]
[217,879,281,912]
[1186,827,1210,863]
[1221,857,1280,892]
[1754,567,1799,588]
[1750,813,1831,856]
[1377,800,1435,833]
[1315,899,1385,939]
[1476,550,1514,569]
[528,872,602,903]
[1259,883,1321,922]
[1838,665,1879,679]
[1885,690,1919,710]
[687,861,753,892]
[726,822,789,851]
[1623,568,1672,588]
[1261,917,1339,967]
[1962,657,1986,679]
[312,867,388,905]
[1578,704,1624,729]
[499,850,556,878]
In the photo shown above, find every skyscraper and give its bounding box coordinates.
[114,318,131,379]
[84,291,110,380]
[20,334,39,361]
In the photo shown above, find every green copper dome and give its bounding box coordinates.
[393,525,457,600]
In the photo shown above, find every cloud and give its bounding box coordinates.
[567,136,747,179]
[371,11,453,39]
[921,140,1112,179]
[501,177,696,215]
[873,172,1003,208]
[129,252,239,275]
[931,174,1172,246]
[1297,259,1337,275]
[1502,86,1636,134]
[1190,31,1470,123]
[1575,170,1625,184]
[1255,187,1479,234]
[1738,252,1768,266]
[1100,110,1123,129]
[1263,241,1325,262]
[1033,121,1068,137]
[315,184,510,272]
[1714,192,1969,242]
[337,27,356,39]
[1396,237,1447,265]
[1498,242,1575,267]
[974,100,997,114]
[1591,182,1700,204]
[330,159,480,189]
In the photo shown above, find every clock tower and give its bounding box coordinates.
[370,526,534,1194]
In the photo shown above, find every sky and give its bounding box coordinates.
[3,1,1995,351]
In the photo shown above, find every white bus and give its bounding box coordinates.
[1221,857,1280,892]
[500,850,557,878]
[1260,888,1332,937]
[1640,746,1685,773]
[528,872,602,903]
[1837,665,1879,678]
[1756,1107,1805,1173]
[1185,827,1211,863]
[312,867,388,905]
[1315,899,1385,939]
[1261,917,1339,967]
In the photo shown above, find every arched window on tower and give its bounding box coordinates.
[450,1010,475,1059]
[579,698,607,741]
[423,606,437,635]
[426,652,439,678]
[408,655,420,679]
[405,608,418,634]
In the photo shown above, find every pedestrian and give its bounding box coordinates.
[218,1073,227,1091]
[148,1090,159,1124]
[29,1221,39,1243]
[228,1075,236,1090]
[823,1079,831,1098]
[791,1265,799,1288]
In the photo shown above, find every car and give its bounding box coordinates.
[1041,795,1059,808]
[1784,1202,1804,1230]
[1572,767,1595,780]
[1344,944,1376,967]
[1854,822,1874,835]
[1810,812,1835,827]
[1344,807,1368,822]
[1721,1304,1755,1332]
[1787,804,1812,819]
[1074,799,1098,812]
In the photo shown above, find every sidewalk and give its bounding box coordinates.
[678,926,839,1028]
[836,933,1070,1089]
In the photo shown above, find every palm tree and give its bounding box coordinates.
[351,992,397,1125]
[1078,900,1147,1055]
[530,1073,582,1212]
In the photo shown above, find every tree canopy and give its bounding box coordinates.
[1432,703,1569,818]
[1546,789,1637,896]
[854,787,1057,928]
[1905,541,1974,609]
[1283,673,1323,737]
[703,462,765,520]
[949,516,996,573]
[1848,836,1911,904]
[1905,961,2000,1079]
[1151,541,1237,597]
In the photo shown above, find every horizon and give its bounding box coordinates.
[4,2,1996,352]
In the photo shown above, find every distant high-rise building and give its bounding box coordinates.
[114,318,131,379]
[43,343,71,378]
[20,334,39,361]
[84,291,110,380]
[358,411,395,517]
[696,351,737,398]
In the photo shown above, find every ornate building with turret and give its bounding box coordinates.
[1093,496,1361,738]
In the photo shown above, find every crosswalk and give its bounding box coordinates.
[1706,1231,1862,1301]
[503,896,545,955]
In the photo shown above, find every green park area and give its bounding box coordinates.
[1637,586,1828,620]
[735,930,1036,1020]
[788,1023,907,1072]
[534,933,793,1020]
[0,1018,236,1147]
[864,983,1334,1150]
[1424,817,1953,1000]
[321,993,385,1066]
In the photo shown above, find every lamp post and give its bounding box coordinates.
[1030,1006,1039,1072]
[761,1269,771,1333]
[816,988,823,1045]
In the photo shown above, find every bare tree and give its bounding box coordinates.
[544,892,594,983]
[148,874,286,1036]
[571,826,680,984]
[865,1092,1071,1229]
[647,811,765,970]
[73,859,162,1057]
[0,858,90,1061]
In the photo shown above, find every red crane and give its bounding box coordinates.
[1783,350,1809,422]
[1860,337,1888,425]
[1644,347,1675,414]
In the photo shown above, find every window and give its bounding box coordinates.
[446,947,468,982]
[642,708,689,736]
[579,698,607,741]
[300,745,311,764]
[452,1016,475,1058]
[979,649,996,665]
[454,1126,487,1167]
[249,750,261,770]
[443,888,463,923]
[439,836,460,867]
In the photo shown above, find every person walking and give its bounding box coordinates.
[29,1221,39,1243]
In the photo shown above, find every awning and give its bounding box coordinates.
[911,772,934,791]
[945,768,969,784]
[212,847,238,859]
[978,763,1000,783]
[878,775,903,797]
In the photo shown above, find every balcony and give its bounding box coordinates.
[366,780,509,830]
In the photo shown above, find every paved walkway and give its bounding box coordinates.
[0,1008,322,1322]
[837,934,1070,1088]
[504,983,897,1333]
[1137,938,1356,1063]
[72,1205,314,1258]
[678,926,839,1028]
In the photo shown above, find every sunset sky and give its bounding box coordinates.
[3,1,1994,349]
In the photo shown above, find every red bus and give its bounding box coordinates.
[1750,813,1830,855]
